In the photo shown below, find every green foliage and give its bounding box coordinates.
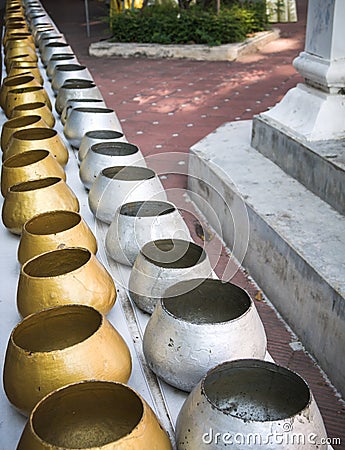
[109,1,269,46]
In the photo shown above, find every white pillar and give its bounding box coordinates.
[258,0,345,141]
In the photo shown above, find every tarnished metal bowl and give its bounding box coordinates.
[143,279,267,391]
[17,380,173,449]
[0,74,40,110]
[1,149,66,197]
[88,166,167,224]
[80,142,145,190]
[2,177,79,235]
[175,359,328,449]
[17,247,116,317]
[78,129,125,161]
[128,239,214,314]
[18,210,97,265]
[105,200,190,266]
[3,305,132,415]
[64,107,122,148]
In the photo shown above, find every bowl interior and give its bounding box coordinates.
[142,239,206,269]
[86,130,122,140]
[120,200,174,218]
[14,101,45,111]
[14,127,56,140]
[10,176,60,192]
[102,165,155,182]
[32,382,143,447]
[203,360,311,422]
[4,114,41,128]
[23,248,91,277]
[4,149,49,168]
[163,279,251,324]
[92,142,137,157]
[13,305,101,352]
[25,211,81,235]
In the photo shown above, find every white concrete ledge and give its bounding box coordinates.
[89,29,280,61]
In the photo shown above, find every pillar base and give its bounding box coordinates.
[260,82,345,141]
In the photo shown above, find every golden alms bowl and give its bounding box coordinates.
[17,247,116,317]
[3,304,132,415]
[18,210,97,265]
[1,115,49,151]
[4,45,37,66]
[11,101,55,128]
[5,36,35,54]
[8,63,44,85]
[2,177,79,235]
[5,86,51,118]
[4,128,68,166]
[5,53,38,72]
[3,31,33,47]
[0,74,40,110]
[17,380,172,449]
[1,149,66,197]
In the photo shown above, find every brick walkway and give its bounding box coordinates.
[40,0,345,446]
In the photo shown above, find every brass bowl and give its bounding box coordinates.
[0,74,40,110]
[17,381,172,449]
[5,86,51,118]
[1,115,49,151]
[8,63,44,85]
[2,177,79,235]
[4,44,37,64]
[4,128,69,166]
[3,304,132,415]
[11,101,55,128]
[5,37,35,53]
[3,31,33,47]
[1,149,66,197]
[18,210,97,265]
[17,247,116,317]
[5,53,38,72]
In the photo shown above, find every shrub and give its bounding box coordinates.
[109,1,269,46]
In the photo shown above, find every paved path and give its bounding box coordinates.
[40,0,345,446]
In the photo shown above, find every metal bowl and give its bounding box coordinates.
[128,239,214,314]
[46,53,80,80]
[17,247,116,317]
[1,149,66,197]
[143,279,267,391]
[17,380,172,449]
[51,64,93,94]
[4,127,69,166]
[2,177,79,235]
[1,114,49,151]
[40,42,74,66]
[80,142,145,190]
[55,79,103,115]
[64,107,122,148]
[11,101,55,128]
[88,166,167,224]
[3,304,132,415]
[78,129,126,161]
[175,359,328,449]
[60,98,106,125]
[105,200,190,266]
[18,210,97,265]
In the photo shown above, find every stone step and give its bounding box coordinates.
[252,105,345,216]
[188,119,345,398]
